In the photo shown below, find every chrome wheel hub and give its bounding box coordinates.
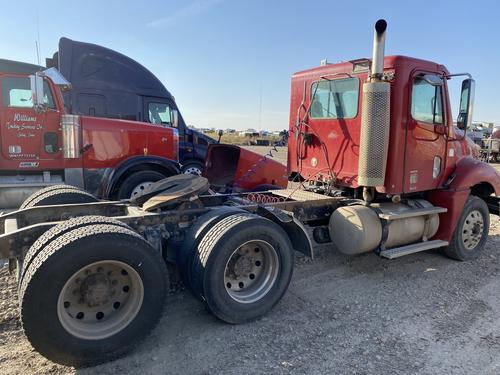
[462,210,484,250]
[183,166,202,176]
[57,260,144,340]
[130,182,154,199]
[224,240,279,304]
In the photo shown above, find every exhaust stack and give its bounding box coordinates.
[371,19,387,79]
[357,19,391,197]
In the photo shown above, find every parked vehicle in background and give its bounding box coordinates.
[481,126,500,162]
[46,38,215,176]
[0,59,179,207]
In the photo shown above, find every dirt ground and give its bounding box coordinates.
[0,150,499,375]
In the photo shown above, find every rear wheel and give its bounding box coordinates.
[177,207,245,287]
[181,160,204,176]
[20,185,85,209]
[190,213,294,324]
[116,170,168,200]
[444,196,490,261]
[20,216,130,287]
[19,224,168,367]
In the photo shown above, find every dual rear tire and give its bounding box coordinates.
[185,213,295,324]
[19,217,168,367]
[20,185,98,209]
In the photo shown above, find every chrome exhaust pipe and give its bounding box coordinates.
[371,19,387,80]
[358,19,391,196]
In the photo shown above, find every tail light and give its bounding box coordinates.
[61,114,80,159]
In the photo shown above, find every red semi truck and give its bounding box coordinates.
[0,20,498,367]
[0,60,180,207]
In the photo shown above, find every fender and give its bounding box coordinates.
[255,205,314,259]
[426,189,470,242]
[447,156,500,195]
[426,157,500,242]
[104,156,180,198]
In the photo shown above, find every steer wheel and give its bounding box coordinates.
[444,196,490,261]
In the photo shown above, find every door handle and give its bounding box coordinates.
[80,144,93,154]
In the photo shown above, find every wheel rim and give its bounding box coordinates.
[183,166,202,176]
[461,209,484,250]
[57,260,144,340]
[130,181,154,199]
[224,240,279,304]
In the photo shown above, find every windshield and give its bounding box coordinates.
[2,76,55,108]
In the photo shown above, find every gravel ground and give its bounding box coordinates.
[0,151,498,375]
[244,145,288,165]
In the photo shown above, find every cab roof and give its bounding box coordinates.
[0,59,43,75]
[292,55,449,79]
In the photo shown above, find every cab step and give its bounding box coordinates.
[379,240,449,259]
[378,206,447,220]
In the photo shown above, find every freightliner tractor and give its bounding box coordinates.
[47,37,217,176]
[0,20,498,367]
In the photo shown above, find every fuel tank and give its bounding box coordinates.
[328,200,439,255]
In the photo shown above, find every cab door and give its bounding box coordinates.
[143,97,183,158]
[0,75,62,164]
[403,72,447,192]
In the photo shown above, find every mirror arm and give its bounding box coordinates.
[446,72,473,79]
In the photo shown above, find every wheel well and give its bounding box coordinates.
[110,163,175,198]
[471,182,499,215]
[470,182,494,199]
[181,158,204,166]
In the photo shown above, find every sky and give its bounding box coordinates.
[1,0,499,131]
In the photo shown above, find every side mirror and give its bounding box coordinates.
[171,109,179,128]
[457,78,475,130]
[29,74,44,107]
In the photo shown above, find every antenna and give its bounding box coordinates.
[35,41,41,67]
[35,9,41,66]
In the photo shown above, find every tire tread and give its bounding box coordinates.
[20,185,81,209]
[19,224,166,367]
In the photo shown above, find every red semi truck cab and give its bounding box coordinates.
[286,19,499,245]
[287,55,493,195]
[0,60,179,207]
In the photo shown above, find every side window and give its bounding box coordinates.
[310,78,359,119]
[411,76,443,124]
[2,77,55,109]
[148,102,171,125]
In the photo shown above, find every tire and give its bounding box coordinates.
[190,213,294,324]
[444,196,490,261]
[116,170,168,200]
[20,184,83,209]
[19,216,130,287]
[177,207,245,287]
[19,224,168,367]
[22,188,98,209]
[181,160,204,176]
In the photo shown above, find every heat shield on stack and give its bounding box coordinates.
[357,81,390,187]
